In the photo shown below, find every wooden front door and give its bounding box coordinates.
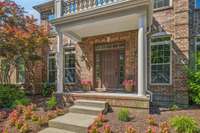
[100,50,120,89]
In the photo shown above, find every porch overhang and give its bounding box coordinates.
[51,0,153,41]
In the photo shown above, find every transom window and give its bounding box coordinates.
[196,0,200,9]
[64,48,76,83]
[150,36,171,84]
[196,37,200,70]
[154,0,171,9]
[48,53,56,84]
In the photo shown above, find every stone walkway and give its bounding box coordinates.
[39,100,108,133]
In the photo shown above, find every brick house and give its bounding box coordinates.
[2,0,200,108]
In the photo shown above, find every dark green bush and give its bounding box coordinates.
[0,84,26,108]
[187,70,200,104]
[118,108,130,122]
[46,96,57,110]
[42,83,55,97]
[170,116,199,133]
[11,97,31,108]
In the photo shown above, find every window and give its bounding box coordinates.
[196,0,200,9]
[154,0,171,9]
[0,59,10,83]
[64,48,76,83]
[16,58,25,83]
[196,37,200,70]
[48,53,56,84]
[150,36,171,84]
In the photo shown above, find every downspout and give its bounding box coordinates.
[145,0,154,103]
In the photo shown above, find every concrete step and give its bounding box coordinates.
[69,105,104,115]
[49,113,97,133]
[74,99,108,108]
[38,128,75,133]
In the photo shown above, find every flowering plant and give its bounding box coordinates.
[159,121,170,133]
[122,80,136,92]
[8,110,19,126]
[103,124,112,133]
[125,125,137,133]
[81,80,92,91]
[145,127,156,133]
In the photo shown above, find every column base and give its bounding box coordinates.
[54,93,66,108]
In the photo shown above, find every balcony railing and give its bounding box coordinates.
[63,0,122,15]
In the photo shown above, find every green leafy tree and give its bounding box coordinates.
[0,1,49,92]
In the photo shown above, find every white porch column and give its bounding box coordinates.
[55,0,62,18]
[56,31,64,93]
[138,15,146,96]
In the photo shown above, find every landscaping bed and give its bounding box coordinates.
[92,106,200,133]
[0,95,68,133]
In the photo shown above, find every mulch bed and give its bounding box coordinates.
[0,95,69,133]
[99,106,200,133]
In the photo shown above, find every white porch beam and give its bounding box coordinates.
[65,31,82,43]
[138,15,146,96]
[56,31,64,93]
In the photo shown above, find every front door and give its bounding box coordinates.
[100,50,120,89]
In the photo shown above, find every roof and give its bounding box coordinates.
[33,0,54,13]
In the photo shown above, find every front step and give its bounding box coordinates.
[49,113,97,133]
[39,128,75,133]
[74,100,108,108]
[69,105,104,115]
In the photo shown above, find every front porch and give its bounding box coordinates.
[52,0,152,108]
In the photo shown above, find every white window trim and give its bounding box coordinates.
[153,0,173,10]
[64,48,76,84]
[47,52,56,84]
[195,37,200,70]
[149,37,172,86]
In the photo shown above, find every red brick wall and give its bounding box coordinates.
[75,30,138,89]
[150,0,189,106]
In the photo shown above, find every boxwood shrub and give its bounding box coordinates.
[0,84,29,108]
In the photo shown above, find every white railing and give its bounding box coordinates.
[63,0,121,15]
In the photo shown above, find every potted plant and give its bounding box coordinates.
[122,80,135,92]
[81,80,92,91]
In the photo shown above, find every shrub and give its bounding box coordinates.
[118,108,130,122]
[19,123,29,133]
[38,116,48,126]
[159,121,170,133]
[31,113,39,121]
[0,84,26,108]
[145,127,156,133]
[169,104,179,111]
[55,108,65,116]
[8,110,19,126]
[47,111,57,120]
[12,98,31,108]
[103,124,111,133]
[23,106,33,120]
[89,125,99,133]
[42,83,55,97]
[46,96,57,110]
[125,125,136,133]
[187,70,200,104]
[15,118,24,129]
[170,116,199,133]
[147,116,157,126]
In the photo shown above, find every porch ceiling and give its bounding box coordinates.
[64,14,140,38]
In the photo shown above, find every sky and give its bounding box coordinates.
[14,0,49,21]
